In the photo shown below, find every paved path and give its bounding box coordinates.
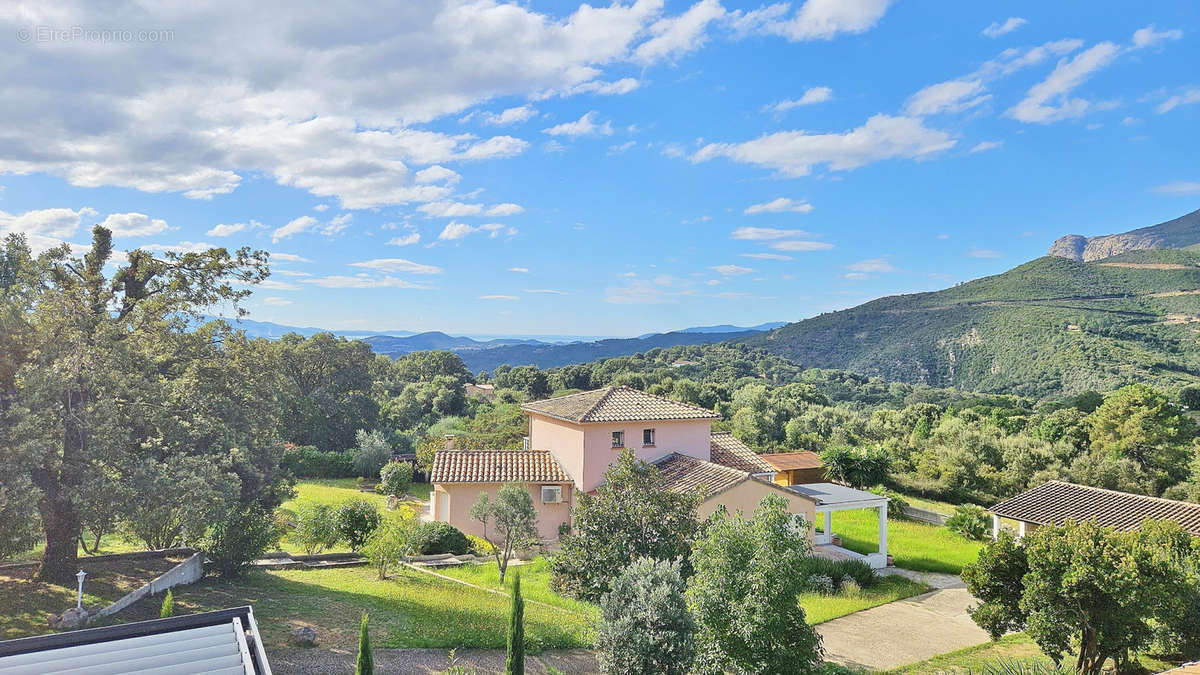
[817,570,991,671]
[270,647,599,674]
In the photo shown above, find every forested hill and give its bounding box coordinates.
[742,250,1200,399]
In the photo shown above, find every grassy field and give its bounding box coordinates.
[799,575,930,624]
[823,509,985,575]
[119,565,594,652]
[889,633,1177,674]
[437,556,929,627]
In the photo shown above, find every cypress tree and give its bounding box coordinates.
[159,590,174,618]
[506,573,524,675]
[355,612,373,675]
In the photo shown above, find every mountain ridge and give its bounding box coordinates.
[1048,207,1200,262]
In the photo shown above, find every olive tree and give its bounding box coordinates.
[470,482,538,584]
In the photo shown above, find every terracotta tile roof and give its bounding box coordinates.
[989,481,1200,536]
[652,453,753,496]
[431,450,571,484]
[759,452,824,472]
[709,431,773,473]
[521,386,720,423]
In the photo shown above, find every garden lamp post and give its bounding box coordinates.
[76,569,86,610]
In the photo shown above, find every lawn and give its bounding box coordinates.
[437,556,928,627]
[888,633,1178,674]
[799,575,930,625]
[823,509,985,575]
[118,565,594,652]
[278,479,431,555]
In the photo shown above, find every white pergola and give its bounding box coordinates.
[788,482,890,569]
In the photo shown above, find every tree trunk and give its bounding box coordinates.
[35,491,80,583]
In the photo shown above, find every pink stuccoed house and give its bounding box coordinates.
[429,386,818,544]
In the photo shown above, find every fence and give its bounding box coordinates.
[902,505,949,526]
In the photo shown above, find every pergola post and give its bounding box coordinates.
[992,514,1000,540]
[877,505,887,560]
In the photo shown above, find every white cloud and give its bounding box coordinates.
[0,0,714,208]
[325,213,353,236]
[609,140,637,155]
[904,79,990,116]
[733,0,895,41]
[542,111,613,138]
[479,294,518,301]
[846,257,895,273]
[0,206,97,238]
[967,247,1002,258]
[207,223,247,237]
[770,240,835,251]
[141,241,217,255]
[388,232,421,246]
[767,87,834,113]
[486,203,525,216]
[479,105,537,125]
[257,279,301,291]
[99,212,170,237]
[740,252,793,261]
[982,17,1027,38]
[732,227,815,240]
[744,198,814,215]
[302,275,433,289]
[262,296,292,306]
[1132,25,1183,48]
[272,216,319,242]
[1007,42,1121,123]
[419,201,484,217]
[1153,181,1200,195]
[508,267,530,273]
[270,252,311,263]
[694,114,956,177]
[525,288,566,295]
[350,258,442,275]
[633,0,726,65]
[313,204,330,212]
[438,221,514,241]
[969,140,1003,153]
[1157,88,1200,114]
[711,264,754,276]
[413,166,462,185]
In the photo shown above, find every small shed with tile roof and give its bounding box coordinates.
[988,480,1200,539]
[759,451,826,486]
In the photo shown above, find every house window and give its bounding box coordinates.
[541,485,563,504]
[642,428,655,446]
[611,431,624,448]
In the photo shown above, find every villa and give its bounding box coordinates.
[430,386,817,542]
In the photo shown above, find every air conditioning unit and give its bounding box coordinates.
[541,485,562,504]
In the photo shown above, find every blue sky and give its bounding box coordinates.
[2,1,1198,336]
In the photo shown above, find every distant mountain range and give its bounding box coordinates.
[1048,207,1200,262]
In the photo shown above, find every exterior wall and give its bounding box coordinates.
[431,481,573,542]
[578,418,712,492]
[529,413,712,492]
[698,480,817,541]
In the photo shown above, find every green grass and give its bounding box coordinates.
[118,565,594,652]
[823,509,985,575]
[280,479,390,511]
[430,558,599,618]
[799,575,930,625]
[887,633,1178,674]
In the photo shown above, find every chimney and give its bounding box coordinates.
[444,434,457,451]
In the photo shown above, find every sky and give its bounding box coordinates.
[1,1,1198,337]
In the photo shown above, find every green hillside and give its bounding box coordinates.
[744,251,1200,398]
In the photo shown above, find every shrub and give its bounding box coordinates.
[351,430,393,478]
[356,612,373,675]
[337,499,383,551]
[413,521,472,555]
[798,557,876,591]
[293,502,342,555]
[203,504,283,578]
[869,485,910,520]
[807,574,835,595]
[596,558,695,675]
[281,446,356,478]
[467,534,495,556]
[362,515,420,579]
[946,504,992,541]
[379,461,414,498]
[506,573,524,675]
[160,590,174,618]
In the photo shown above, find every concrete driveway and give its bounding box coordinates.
[817,572,992,672]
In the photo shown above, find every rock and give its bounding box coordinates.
[49,607,89,630]
[1047,234,1087,261]
[290,626,318,647]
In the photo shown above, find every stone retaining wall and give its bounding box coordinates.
[91,551,206,620]
[902,505,949,525]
